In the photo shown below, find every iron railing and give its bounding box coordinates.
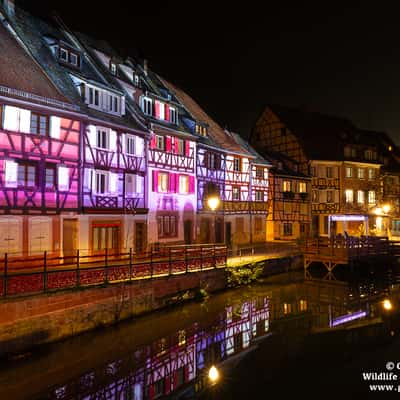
[0,244,227,298]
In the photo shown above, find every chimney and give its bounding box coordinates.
[2,0,15,18]
[143,59,148,76]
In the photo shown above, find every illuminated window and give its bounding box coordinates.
[368,190,376,205]
[155,135,165,151]
[357,190,364,204]
[283,303,292,314]
[299,182,307,193]
[95,171,107,194]
[179,175,189,194]
[368,168,375,180]
[299,299,307,311]
[345,189,353,203]
[178,330,186,346]
[345,166,353,178]
[326,167,333,178]
[169,107,178,124]
[283,180,291,192]
[175,138,185,155]
[255,190,264,201]
[157,172,168,193]
[232,186,240,201]
[4,160,18,187]
[30,113,49,136]
[45,165,56,189]
[233,158,241,172]
[358,168,364,179]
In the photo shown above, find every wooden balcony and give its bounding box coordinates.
[222,201,269,213]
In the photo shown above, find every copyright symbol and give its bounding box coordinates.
[387,361,395,371]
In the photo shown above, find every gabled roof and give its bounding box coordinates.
[229,132,272,166]
[161,79,252,156]
[0,22,70,104]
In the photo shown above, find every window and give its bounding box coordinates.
[175,138,184,155]
[345,166,353,178]
[17,163,36,187]
[326,167,333,178]
[30,113,49,136]
[283,223,292,236]
[327,190,333,203]
[69,52,78,66]
[157,172,168,193]
[299,182,307,193]
[357,190,364,204]
[142,97,153,115]
[59,47,80,67]
[95,171,107,194]
[344,146,351,158]
[110,62,117,75]
[312,190,319,202]
[283,180,291,192]
[45,165,56,189]
[134,74,140,86]
[255,167,263,179]
[195,124,207,136]
[94,89,99,106]
[60,48,68,61]
[299,299,307,311]
[368,168,375,180]
[155,135,165,150]
[254,217,262,232]
[255,190,264,201]
[92,224,119,250]
[345,189,353,203]
[368,190,376,205]
[300,203,308,215]
[358,168,364,179]
[96,129,108,149]
[365,149,373,160]
[232,186,240,201]
[206,152,221,170]
[125,135,135,155]
[157,215,177,238]
[169,107,178,124]
[233,158,241,172]
[179,175,189,194]
[125,174,136,197]
[351,148,357,158]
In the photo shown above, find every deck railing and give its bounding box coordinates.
[0,244,227,298]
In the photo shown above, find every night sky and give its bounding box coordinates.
[17,1,400,143]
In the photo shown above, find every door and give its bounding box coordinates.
[135,222,146,254]
[63,219,78,255]
[184,220,192,244]
[215,218,223,243]
[92,223,120,253]
[200,218,210,243]
[30,217,52,254]
[0,218,22,255]
[225,222,232,247]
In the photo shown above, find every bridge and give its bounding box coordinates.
[301,236,400,278]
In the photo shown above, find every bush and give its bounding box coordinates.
[226,261,264,287]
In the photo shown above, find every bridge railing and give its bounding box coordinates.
[0,245,228,299]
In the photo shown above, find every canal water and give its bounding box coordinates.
[1,263,400,400]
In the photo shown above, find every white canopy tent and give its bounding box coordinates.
[327,214,369,237]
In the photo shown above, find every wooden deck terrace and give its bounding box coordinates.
[301,236,400,276]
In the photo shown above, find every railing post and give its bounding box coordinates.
[185,247,188,273]
[43,251,47,293]
[76,249,80,288]
[214,244,217,269]
[3,253,8,297]
[200,246,203,271]
[129,248,133,282]
[150,248,153,278]
[169,248,172,276]
[105,248,109,284]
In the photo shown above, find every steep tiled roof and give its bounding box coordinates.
[0,22,69,104]
[161,79,252,156]
[229,132,271,166]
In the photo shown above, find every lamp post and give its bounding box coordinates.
[207,196,220,243]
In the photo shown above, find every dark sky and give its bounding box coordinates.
[17,1,400,143]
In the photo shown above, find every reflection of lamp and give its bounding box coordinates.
[207,196,220,243]
[383,204,391,214]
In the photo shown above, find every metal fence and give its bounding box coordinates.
[0,244,227,298]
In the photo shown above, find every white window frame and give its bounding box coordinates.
[357,190,364,204]
[141,96,153,116]
[125,135,135,155]
[368,190,376,205]
[345,189,353,203]
[179,175,189,194]
[96,128,109,149]
[95,171,108,195]
[169,107,177,124]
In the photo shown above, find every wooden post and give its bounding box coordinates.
[105,248,109,284]
[129,248,133,281]
[3,253,8,297]
[169,248,172,276]
[43,251,47,293]
[185,247,188,273]
[76,249,80,288]
[200,246,203,271]
[150,248,153,278]
[214,244,217,269]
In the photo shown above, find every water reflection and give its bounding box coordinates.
[2,265,400,400]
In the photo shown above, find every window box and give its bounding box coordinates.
[283,191,295,200]
[300,192,308,201]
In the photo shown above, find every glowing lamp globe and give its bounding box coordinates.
[208,365,219,384]
[207,196,220,211]
[383,204,391,214]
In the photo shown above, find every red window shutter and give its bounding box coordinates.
[150,135,156,149]
[165,104,170,121]
[155,100,160,119]
[152,170,158,192]
[189,175,195,193]
[174,137,179,154]
[166,136,172,152]
[169,173,176,193]
[185,141,190,156]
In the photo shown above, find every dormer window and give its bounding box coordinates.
[60,48,68,62]
[195,124,207,136]
[134,74,140,86]
[110,62,117,75]
[141,97,153,116]
[59,47,80,68]
[169,107,177,124]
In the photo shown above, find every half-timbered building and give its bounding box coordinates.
[4,5,149,253]
[0,13,82,256]
[251,105,385,237]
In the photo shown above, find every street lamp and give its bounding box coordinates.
[207,196,220,243]
[208,365,220,385]
[383,299,393,311]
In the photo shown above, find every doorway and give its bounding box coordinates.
[63,219,78,255]
[215,218,223,243]
[184,220,192,244]
[225,222,232,247]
